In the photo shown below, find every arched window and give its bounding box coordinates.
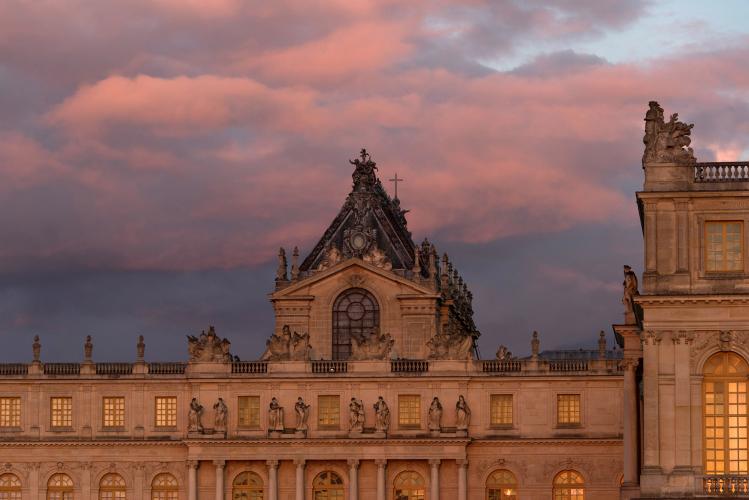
[151,474,178,500]
[486,469,517,500]
[312,471,344,500]
[704,351,749,475]
[99,474,126,500]
[0,473,21,500]
[332,288,379,360]
[47,474,74,500]
[393,471,425,500]
[232,471,263,500]
[553,470,584,500]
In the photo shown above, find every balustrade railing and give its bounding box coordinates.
[695,162,749,183]
[548,360,589,372]
[95,363,133,376]
[391,360,429,373]
[147,362,186,375]
[482,360,522,373]
[43,363,81,376]
[312,361,348,374]
[0,364,28,376]
[232,361,268,374]
[704,475,749,496]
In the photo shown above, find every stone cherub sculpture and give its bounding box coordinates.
[349,397,365,433]
[350,327,395,361]
[622,265,639,325]
[188,398,204,433]
[187,326,232,362]
[269,397,284,431]
[261,325,311,361]
[428,397,442,431]
[456,395,471,431]
[495,345,513,361]
[373,396,390,433]
[317,244,343,271]
[642,101,695,166]
[213,398,228,432]
[295,397,310,431]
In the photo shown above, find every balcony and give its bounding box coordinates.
[311,361,348,374]
[231,361,268,374]
[391,360,429,373]
[704,475,749,496]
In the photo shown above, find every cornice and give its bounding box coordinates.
[635,294,749,306]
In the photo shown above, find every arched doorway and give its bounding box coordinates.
[232,471,263,500]
[393,471,425,500]
[486,469,517,499]
[312,471,344,500]
[332,288,379,360]
[47,474,74,500]
[552,470,584,500]
[99,474,126,500]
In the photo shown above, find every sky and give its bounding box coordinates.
[1,0,749,362]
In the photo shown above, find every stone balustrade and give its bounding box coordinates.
[147,362,186,375]
[231,361,268,374]
[695,161,749,183]
[703,475,749,496]
[391,359,429,373]
[95,362,133,376]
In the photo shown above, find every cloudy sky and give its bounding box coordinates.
[1,0,749,362]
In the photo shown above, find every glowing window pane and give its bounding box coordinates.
[238,396,260,428]
[50,398,72,428]
[318,395,340,429]
[706,221,744,272]
[0,398,21,428]
[154,397,177,428]
[557,395,581,425]
[398,395,421,427]
[103,397,125,428]
[490,395,513,426]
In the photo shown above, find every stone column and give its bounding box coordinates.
[29,463,40,500]
[348,459,359,500]
[429,459,440,500]
[214,460,225,500]
[133,464,145,500]
[187,461,199,500]
[294,459,305,500]
[267,460,279,500]
[623,358,639,486]
[642,332,660,470]
[81,462,92,500]
[375,459,387,500]
[456,460,468,500]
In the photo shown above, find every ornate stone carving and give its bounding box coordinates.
[188,398,204,433]
[84,335,93,361]
[495,345,513,361]
[268,397,284,431]
[276,248,288,282]
[622,265,639,325]
[290,246,300,280]
[317,244,343,271]
[350,329,394,361]
[260,325,311,361]
[348,397,365,432]
[294,397,310,431]
[349,148,378,193]
[363,246,392,270]
[456,395,471,431]
[641,330,662,346]
[32,335,41,362]
[643,101,695,166]
[427,329,474,360]
[720,330,734,351]
[428,397,442,431]
[136,335,145,361]
[373,396,390,433]
[213,398,227,433]
[531,330,540,358]
[187,326,232,362]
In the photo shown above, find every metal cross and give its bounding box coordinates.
[389,172,404,199]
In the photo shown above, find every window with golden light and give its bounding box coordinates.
[490,395,513,427]
[0,473,21,500]
[398,395,421,428]
[553,470,584,500]
[50,397,72,428]
[312,471,344,500]
[704,351,749,475]
[238,396,260,429]
[99,474,126,500]
[154,397,177,428]
[706,221,743,272]
[47,473,73,500]
[317,395,340,429]
[232,471,263,500]
[102,398,125,428]
[557,394,581,426]
[393,471,425,500]
[150,474,177,500]
[486,469,517,500]
[0,398,20,428]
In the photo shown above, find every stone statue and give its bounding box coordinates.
[317,244,343,271]
[642,101,695,166]
[349,397,365,433]
[495,345,512,361]
[373,396,390,433]
[426,329,474,360]
[363,247,392,270]
[290,246,300,280]
[276,247,288,281]
[349,148,378,191]
[428,397,442,431]
[268,397,284,431]
[531,331,540,358]
[32,335,41,362]
[213,398,228,432]
[350,328,395,361]
[84,335,93,361]
[188,398,204,433]
[456,395,471,431]
[187,326,233,362]
[136,335,145,361]
[622,265,640,325]
[295,397,310,431]
[261,325,311,361]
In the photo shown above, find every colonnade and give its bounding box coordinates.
[187,457,468,500]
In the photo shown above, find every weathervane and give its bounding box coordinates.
[389,172,404,200]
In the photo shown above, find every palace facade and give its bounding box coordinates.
[0,102,747,500]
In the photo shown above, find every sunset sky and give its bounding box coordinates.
[1,0,749,361]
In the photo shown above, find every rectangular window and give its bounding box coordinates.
[50,397,73,428]
[238,396,260,428]
[102,397,125,428]
[706,221,744,272]
[317,395,340,429]
[490,394,513,426]
[0,397,21,427]
[155,396,177,428]
[398,395,421,428]
[557,394,581,425]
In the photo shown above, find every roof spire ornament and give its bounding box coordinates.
[389,172,404,200]
[276,248,288,283]
[291,246,300,280]
[349,148,378,192]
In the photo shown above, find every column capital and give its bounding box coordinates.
[621,357,640,371]
[348,459,360,468]
[375,459,387,467]
[293,459,306,467]
[456,459,468,467]
[428,459,441,467]
[186,460,199,469]
[266,460,279,468]
[213,460,226,468]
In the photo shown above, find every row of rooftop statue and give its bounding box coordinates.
[186,394,472,437]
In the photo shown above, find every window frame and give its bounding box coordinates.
[555,393,582,428]
[153,396,178,429]
[101,397,126,430]
[317,395,341,430]
[49,396,73,429]
[398,394,422,429]
[489,394,514,428]
[237,396,261,429]
[704,220,745,274]
[0,397,21,429]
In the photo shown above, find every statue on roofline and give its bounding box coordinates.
[187,326,232,362]
[261,325,311,361]
[622,265,639,325]
[643,101,695,166]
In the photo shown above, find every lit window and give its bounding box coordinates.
[47,473,73,500]
[393,471,425,500]
[99,474,125,500]
[318,395,340,429]
[553,470,584,500]
[312,472,344,500]
[0,398,21,428]
[490,395,513,426]
[151,474,177,500]
[238,396,260,428]
[706,221,743,272]
[50,397,72,428]
[155,397,177,428]
[0,473,21,500]
[486,469,517,500]
[232,471,263,500]
[557,394,581,426]
[103,397,125,428]
[398,395,421,428]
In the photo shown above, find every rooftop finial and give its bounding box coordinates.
[137,335,145,361]
[349,148,378,192]
[531,331,540,359]
[291,246,300,280]
[276,248,288,282]
[32,335,41,363]
[598,331,607,359]
[84,335,93,362]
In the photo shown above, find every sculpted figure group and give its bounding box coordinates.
[261,325,311,362]
[187,397,229,435]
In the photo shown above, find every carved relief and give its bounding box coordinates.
[316,244,343,271]
[427,329,474,360]
[350,329,394,361]
[261,325,311,361]
[348,398,365,433]
[187,326,232,362]
[643,101,695,166]
[363,246,392,270]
